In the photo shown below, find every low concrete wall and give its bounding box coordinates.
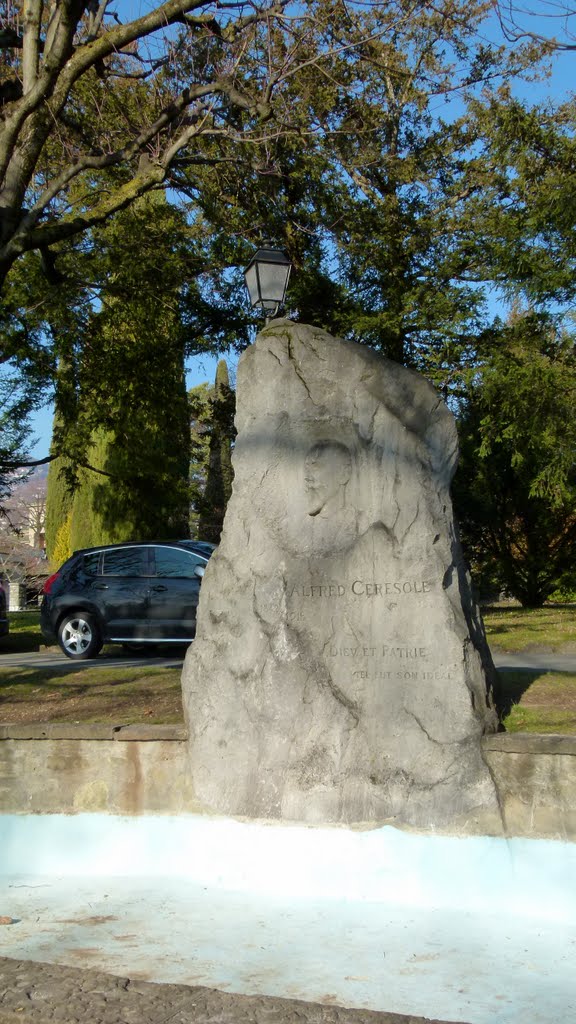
[482,732,576,840]
[0,724,203,816]
[1,725,575,839]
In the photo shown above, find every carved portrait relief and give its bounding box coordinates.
[301,439,359,554]
[304,440,352,516]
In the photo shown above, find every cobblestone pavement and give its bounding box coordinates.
[0,957,467,1024]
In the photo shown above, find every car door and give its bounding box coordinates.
[148,546,205,641]
[98,546,152,640]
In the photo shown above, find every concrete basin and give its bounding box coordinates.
[1,813,575,1023]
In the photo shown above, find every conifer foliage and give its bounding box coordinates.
[196,360,235,544]
[45,195,192,550]
[5,2,576,598]
[454,314,576,607]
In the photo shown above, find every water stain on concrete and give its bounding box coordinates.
[57,915,118,926]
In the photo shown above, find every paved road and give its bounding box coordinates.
[0,647,187,671]
[490,648,576,673]
[2,645,576,673]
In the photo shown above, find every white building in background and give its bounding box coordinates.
[0,468,48,609]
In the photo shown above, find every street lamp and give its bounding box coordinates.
[244,246,292,320]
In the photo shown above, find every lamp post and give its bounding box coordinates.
[244,246,292,321]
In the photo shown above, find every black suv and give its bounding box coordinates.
[40,541,213,660]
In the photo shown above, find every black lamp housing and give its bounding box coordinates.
[244,247,292,318]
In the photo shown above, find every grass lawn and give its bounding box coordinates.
[482,603,576,652]
[2,604,576,733]
[482,603,576,733]
[497,669,576,734]
[0,664,183,724]
[1,609,44,654]
[0,611,184,724]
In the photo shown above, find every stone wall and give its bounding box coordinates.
[0,725,575,840]
[482,733,576,841]
[0,724,201,816]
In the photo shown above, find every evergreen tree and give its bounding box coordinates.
[189,382,214,538]
[197,361,235,542]
[0,362,34,515]
[69,466,97,552]
[44,355,81,558]
[68,431,111,552]
[183,0,550,388]
[58,195,193,544]
[51,512,73,568]
[4,0,575,609]
[453,314,576,607]
[45,455,74,560]
[449,94,576,310]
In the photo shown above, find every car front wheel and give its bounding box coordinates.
[58,612,103,660]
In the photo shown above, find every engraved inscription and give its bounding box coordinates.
[290,584,346,598]
[328,645,428,659]
[382,645,427,658]
[351,580,431,596]
[324,641,453,683]
[289,580,432,598]
[289,577,444,688]
[355,669,452,682]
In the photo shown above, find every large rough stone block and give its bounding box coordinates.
[182,321,500,830]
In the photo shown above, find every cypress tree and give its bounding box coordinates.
[68,430,109,550]
[197,360,235,543]
[189,382,213,538]
[44,358,76,560]
[69,467,95,551]
[51,512,73,567]
[45,455,73,561]
[63,195,192,546]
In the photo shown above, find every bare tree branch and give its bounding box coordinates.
[492,0,576,50]
[0,0,299,286]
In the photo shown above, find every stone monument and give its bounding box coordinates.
[182,321,501,830]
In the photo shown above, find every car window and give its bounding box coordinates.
[154,547,205,579]
[83,552,100,576]
[102,548,149,577]
[179,540,216,557]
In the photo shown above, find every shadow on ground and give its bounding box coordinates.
[495,669,541,720]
